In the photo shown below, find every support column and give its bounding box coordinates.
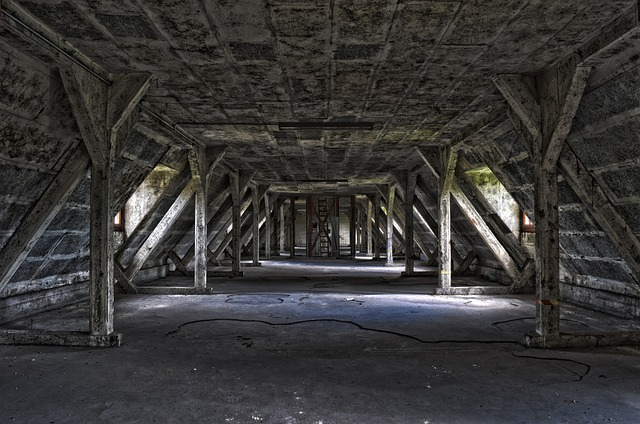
[306,195,313,257]
[386,185,396,266]
[89,163,114,335]
[404,173,417,274]
[374,194,381,260]
[265,193,271,260]
[60,66,152,336]
[534,166,560,336]
[279,198,285,254]
[251,184,260,266]
[230,172,241,275]
[438,146,457,290]
[350,196,356,258]
[367,199,373,256]
[358,203,366,253]
[190,148,208,290]
[289,197,296,259]
[331,196,340,258]
[494,64,591,340]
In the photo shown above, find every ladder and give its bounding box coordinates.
[317,198,330,257]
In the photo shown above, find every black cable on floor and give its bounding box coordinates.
[511,353,591,381]
[165,317,526,347]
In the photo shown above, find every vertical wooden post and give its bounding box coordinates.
[90,163,114,335]
[290,197,296,259]
[358,201,366,253]
[495,66,590,339]
[404,173,417,274]
[386,185,396,266]
[332,196,340,258]
[190,148,208,290]
[252,184,260,266]
[374,194,381,260]
[279,198,285,254]
[350,196,356,257]
[306,195,313,257]
[230,172,241,275]
[61,67,153,336]
[264,193,271,260]
[367,199,373,256]
[439,146,457,290]
[534,165,560,336]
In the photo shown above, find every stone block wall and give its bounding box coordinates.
[0,38,89,323]
[473,52,640,317]
[0,37,169,323]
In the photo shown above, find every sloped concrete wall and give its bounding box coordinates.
[0,38,89,323]
[473,55,640,317]
[560,57,640,318]
[0,37,168,323]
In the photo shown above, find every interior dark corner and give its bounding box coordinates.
[1,1,640,423]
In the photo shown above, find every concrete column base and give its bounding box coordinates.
[525,331,640,348]
[0,330,122,347]
[435,286,510,295]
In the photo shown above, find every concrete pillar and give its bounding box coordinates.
[386,185,396,266]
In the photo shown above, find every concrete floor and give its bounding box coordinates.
[2,259,640,423]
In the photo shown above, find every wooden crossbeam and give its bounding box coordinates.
[114,261,138,294]
[59,67,107,168]
[107,72,155,141]
[541,65,592,171]
[455,251,477,276]
[451,180,521,282]
[125,179,197,282]
[492,75,541,140]
[168,251,190,276]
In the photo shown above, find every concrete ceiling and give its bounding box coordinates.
[15,0,637,191]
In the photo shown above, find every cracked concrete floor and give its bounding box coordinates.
[2,260,640,424]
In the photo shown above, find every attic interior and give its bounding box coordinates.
[2,0,640,422]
